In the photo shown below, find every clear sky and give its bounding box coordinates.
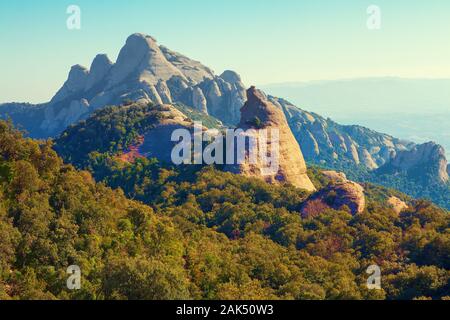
[1,0,449,103]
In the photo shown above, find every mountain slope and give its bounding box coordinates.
[4,115,445,300]
[377,142,448,184]
[270,96,414,170]
[54,101,222,168]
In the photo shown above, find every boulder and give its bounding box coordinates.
[301,181,365,218]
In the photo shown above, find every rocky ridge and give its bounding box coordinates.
[1,33,448,202]
[377,142,449,184]
[0,33,245,137]
[269,96,415,171]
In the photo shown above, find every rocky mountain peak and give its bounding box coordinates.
[228,86,316,191]
[85,54,113,91]
[107,33,186,88]
[240,86,280,128]
[2,33,250,137]
[51,65,89,104]
[90,54,113,73]
[68,64,90,86]
[381,141,449,184]
[220,70,242,84]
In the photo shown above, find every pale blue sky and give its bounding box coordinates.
[1,0,450,103]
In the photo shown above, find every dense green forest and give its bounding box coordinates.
[1,120,448,300]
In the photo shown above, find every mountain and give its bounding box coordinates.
[1,33,448,207]
[261,78,450,159]
[225,87,315,191]
[262,78,450,204]
[270,96,414,170]
[0,33,246,137]
[55,102,204,168]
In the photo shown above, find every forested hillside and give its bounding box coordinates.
[1,120,447,299]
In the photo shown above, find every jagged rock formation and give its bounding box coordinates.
[377,142,449,184]
[1,33,442,174]
[226,87,316,192]
[269,96,414,170]
[0,33,245,138]
[301,180,366,218]
[1,33,448,206]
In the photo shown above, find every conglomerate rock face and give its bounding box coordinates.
[1,33,447,195]
[387,196,409,214]
[269,96,414,171]
[226,87,316,192]
[301,180,366,218]
[378,141,449,184]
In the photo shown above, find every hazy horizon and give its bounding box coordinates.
[262,78,450,158]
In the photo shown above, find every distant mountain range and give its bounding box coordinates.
[261,78,450,158]
[1,34,448,208]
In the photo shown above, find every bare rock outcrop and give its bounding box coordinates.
[107,34,187,88]
[198,71,246,124]
[51,65,89,104]
[322,170,348,183]
[191,87,208,113]
[156,80,173,104]
[226,87,316,192]
[387,196,408,214]
[85,54,113,91]
[301,181,365,218]
[378,142,449,184]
